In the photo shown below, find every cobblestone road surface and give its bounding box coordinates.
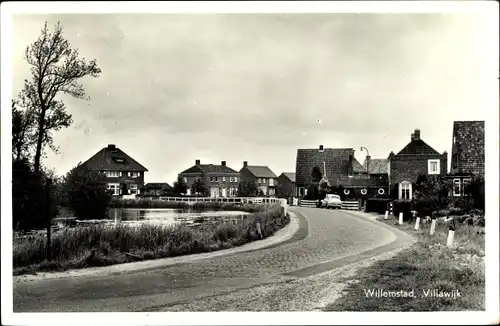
[12,207,413,312]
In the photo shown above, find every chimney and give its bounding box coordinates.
[243,161,248,167]
[195,159,200,165]
[414,129,420,140]
[107,144,116,150]
[411,133,415,141]
[319,145,324,152]
[365,155,371,173]
[221,161,226,167]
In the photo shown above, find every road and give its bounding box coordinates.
[13,207,414,312]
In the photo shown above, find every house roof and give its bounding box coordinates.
[80,145,148,172]
[396,139,441,156]
[451,121,485,175]
[144,183,172,189]
[295,148,354,186]
[180,164,238,174]
[281,172,296,183]
[352,158,366,173]
[364,158,389,174]
[242,165,278,178]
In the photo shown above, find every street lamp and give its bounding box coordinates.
[360,146,370,173]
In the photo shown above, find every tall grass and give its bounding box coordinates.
[13,204,288,275]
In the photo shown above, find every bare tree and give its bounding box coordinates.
[22,21,101,172]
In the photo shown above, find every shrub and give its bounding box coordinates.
[62,163,111,220]
[412,197,449,218]
[365,198,392,214]
[393,200,413,222]
[12,159,57,231]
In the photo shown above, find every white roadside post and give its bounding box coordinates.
[430,216,437,236]
[413,210,420,230]
[398,212,403,225]
[385,202,393,220]
[446,218,456,248]
[256,222,263,239]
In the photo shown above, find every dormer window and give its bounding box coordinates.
[113,157,126,164]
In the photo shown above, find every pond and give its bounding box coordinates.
[106,208,251,226]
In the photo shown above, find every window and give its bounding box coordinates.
[183,177,187,183]
[269,178,274,186]
[462,178,472,196]
[223,176,226,182]
[453,179,461,197]
[258,178,261,183]
[428,159,440,175]
[262,178,266,184]
[230,177,233,182]
[210,177,214,182]
[399,182,412,200]
[215,177,218,182]
[234,177,238,183]
[106,171,120,178]
[129,184,138,195]
[129,171,140,178]
[107,183,120,195]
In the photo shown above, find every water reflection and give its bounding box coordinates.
[107,208,250,226]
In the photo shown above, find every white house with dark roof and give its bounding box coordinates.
[77,144,148,196]
[239,161,278,196]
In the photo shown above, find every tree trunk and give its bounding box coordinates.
[33,109,46,173]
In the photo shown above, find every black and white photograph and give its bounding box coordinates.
[1,1,499,325]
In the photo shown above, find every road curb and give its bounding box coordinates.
[13,212,302,283]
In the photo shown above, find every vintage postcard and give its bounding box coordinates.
[1,1,498,325]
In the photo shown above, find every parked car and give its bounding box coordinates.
[321,194,342,209]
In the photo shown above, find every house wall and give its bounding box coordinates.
[206,172,240,197]
[102,171,145,194]
[178,172,204,189]
[277,175,296,197]
[389,153,447,185]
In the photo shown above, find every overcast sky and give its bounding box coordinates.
[11,13,496,184]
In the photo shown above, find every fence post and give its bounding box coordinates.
[398,212,403,225]
[45,178,52,262]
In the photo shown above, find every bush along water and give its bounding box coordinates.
[13,204,289,275]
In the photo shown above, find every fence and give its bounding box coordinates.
[140,196,286,205]
[298,199,360,210]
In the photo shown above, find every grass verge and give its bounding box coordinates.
[324,215,485,311]
[14,204,289,275]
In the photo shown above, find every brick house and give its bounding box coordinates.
[277,172,296,198]
[141,183,172,196]
[77,144,148,196]
[295,145,363,197]
[178,160,240,197]
[448,121,485,196]
[239,162,278,196]
[388,129,447,200]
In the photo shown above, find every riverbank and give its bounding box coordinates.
[13,204,289,276]
[324,214,485,311]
